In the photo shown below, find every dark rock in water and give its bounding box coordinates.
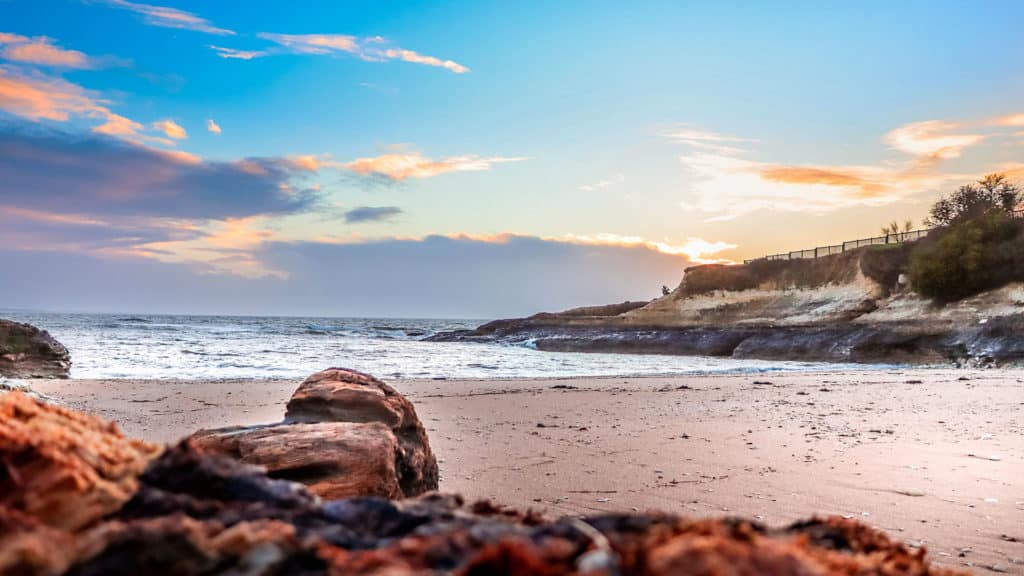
[0,319,71,378]
[430,318,1024,366]
[0,395,966,575]
[192,368,439,500]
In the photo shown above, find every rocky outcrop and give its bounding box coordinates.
[429,247,1024,366]
[0,319,71,378]
[192,368,438,500]
[0,429,966,575]
[0,391,162,531]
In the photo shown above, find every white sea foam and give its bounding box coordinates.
[2,312,887,380]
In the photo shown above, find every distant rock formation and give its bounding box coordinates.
[192,368,438,500]
[0,390,965,575]
[429,247,1024,366]
[0,319,71,378]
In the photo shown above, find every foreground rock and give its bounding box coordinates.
[192,368,438,500]
[0,319,71,378]
[0,392,162,530]
[0,424,966,575]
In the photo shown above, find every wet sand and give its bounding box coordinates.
[32,368,1024,573]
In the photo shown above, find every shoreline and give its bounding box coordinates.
[29,368,1024,573]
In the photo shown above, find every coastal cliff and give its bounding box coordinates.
[430,246,1024,365]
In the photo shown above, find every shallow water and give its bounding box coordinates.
[4,311,887,380]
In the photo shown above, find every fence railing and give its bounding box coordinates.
[743,209,1024,265]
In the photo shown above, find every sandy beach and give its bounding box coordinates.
[32,368,1024,573]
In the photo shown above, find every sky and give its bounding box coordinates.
[1,0,1023,317]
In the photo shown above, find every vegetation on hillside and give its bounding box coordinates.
[910,174,1024,302]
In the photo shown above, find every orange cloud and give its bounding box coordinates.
[152,119,187,139]
[0,33,91,68]
[664,117,1011,217]
[289,155,321,172]
[206,118,221,134]
[0,67,101,121]
[0,67,184,147]
[120,216,286,278]
[759,166,887,198]
[344,152,523,181]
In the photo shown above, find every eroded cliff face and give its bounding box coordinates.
[429,247,1024,366]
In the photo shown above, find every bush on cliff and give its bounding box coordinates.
[909,211,1024,302]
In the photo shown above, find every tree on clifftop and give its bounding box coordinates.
[925,173,1021,227]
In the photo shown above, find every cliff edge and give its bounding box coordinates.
[430,246,1024,366]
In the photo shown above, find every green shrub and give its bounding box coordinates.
[909,212,1024,302]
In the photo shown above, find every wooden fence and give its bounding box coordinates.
[744,209,1024,265]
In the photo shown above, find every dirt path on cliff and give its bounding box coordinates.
[32,368,1024,574]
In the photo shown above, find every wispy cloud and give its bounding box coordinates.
[344,206,403,224]
[664,116,1016,218]
[883,120,984,160]
[215,33,470,73]
[206,118,221,134]
[579,173,624,192]
[208,45,267,60]
[105,0,234,36]
[0,33,92,68]
[152,119,186,139]
[662,125,757,154]
[342,151,524,181]
[257,33,358,55]
[557,233,736,263]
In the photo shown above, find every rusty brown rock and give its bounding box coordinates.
[192,422,405,500]
[0,506,77,576]
[0,425,967,576]
[192,368,438,500]
[0,391,162,530]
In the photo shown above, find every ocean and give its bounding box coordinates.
[3,311,870,380]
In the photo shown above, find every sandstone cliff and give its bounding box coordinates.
[430,246,1024,365]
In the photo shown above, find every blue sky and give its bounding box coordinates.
[1,0,1023,316]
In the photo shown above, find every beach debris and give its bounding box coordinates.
[192,367,438,500]
[968,453,1003,461]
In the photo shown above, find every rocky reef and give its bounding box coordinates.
[429,247,1024,366]
[0,319,71,378]
[0,387,964,575]
[192,368,438,500]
